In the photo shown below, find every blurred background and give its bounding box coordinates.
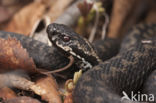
[0,0,155,43]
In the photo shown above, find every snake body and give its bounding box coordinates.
[0,23,155,102]
[0,30,119,75]
[0,31,69,71]
[47,23,156,103]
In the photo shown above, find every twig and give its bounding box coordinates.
[40,55,74,74]
[53,73,67,79]
[54,0,100,26]
[0,72,60,103]
[0,72,34,91]
[101,12,109,40]
[88,5,100,43]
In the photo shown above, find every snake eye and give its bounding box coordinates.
[63,35,70,42]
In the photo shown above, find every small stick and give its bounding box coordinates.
[101,12,109,40]
[89,5,100,43]
[0,72,34,91]
[40,55,74,74]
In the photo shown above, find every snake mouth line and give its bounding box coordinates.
[55,41,93,70]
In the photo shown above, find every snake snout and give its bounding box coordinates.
[47,23,62,43]
[47,23,58,36]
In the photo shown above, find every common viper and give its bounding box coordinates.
[0,28,119,75]
[0,23,155,103]
[47,23,156,103]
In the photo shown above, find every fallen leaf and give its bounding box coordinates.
[34,75,62,103]
[0,0,33,24]
[47,0,73,22]
[5,96,41,103]
[0,87,17,100]
[0,72,34,91]
[0,72,61,102]
[0,37,37,74]
[0,7,11,23]
[4,1,46,36]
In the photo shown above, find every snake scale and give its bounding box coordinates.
[0,23,155,103]
[47,23,156,103]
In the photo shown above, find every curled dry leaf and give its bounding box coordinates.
[0,72,34,91]
[64,80,73,103]
[5,96,41,103]
[64,70,82,103]
[4,0,72,36]
[0,37,37,74]
[0,69,61,103]
[47,0,73,22]
[34,75,62,103]
[0,87,17,100]
[65,79,74,93]
[4,1,46,36]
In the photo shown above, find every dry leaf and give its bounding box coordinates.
[0,72,34,91]
[0,0,33,24]
[5,96,41,103]
[0,70,61,103]
[34,75,62,103]
[0,87,17,100]
[47,0,73,22]
[1,0,32,6]
[4,1,46,36]
[0,37,37,74]
[0,7,11,23]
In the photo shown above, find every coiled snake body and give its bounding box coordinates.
[47,23,156,103]
[0,30,119,73]
[0,23,155,103]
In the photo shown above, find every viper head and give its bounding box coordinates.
[47,23,101,70]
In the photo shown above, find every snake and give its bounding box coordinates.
[0,23,155,103]
[46,23,156,103]
[0,29,119,77]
